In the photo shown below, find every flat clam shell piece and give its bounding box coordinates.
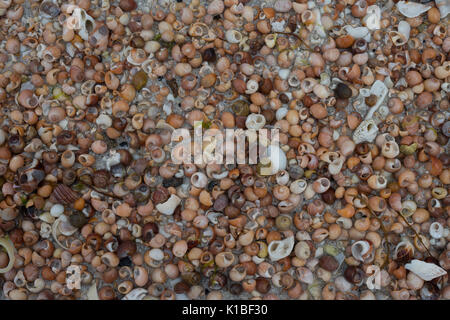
[405,259,447,281]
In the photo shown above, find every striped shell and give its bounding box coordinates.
[50,184,79,205]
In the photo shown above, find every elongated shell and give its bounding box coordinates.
[397,21,411,42]
[405,259,447,281]
[122,288,148,300]
[268,236,294,261]
[396,1,431,18]
[155,194,181,215]
[87,282,99,300]
[343,26,371,42]
[0,237,16,274]
[365,80,388,120]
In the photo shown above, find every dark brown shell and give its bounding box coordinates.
[50,184,79,205]
[93,169,111,188]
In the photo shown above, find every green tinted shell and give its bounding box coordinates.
[257,241,268,258]
[231,100,249,116]
[323,244,340,257]
[69,212,88,228]
[132,70,148,90]
[275,215,292,231]
[400,143,418,155]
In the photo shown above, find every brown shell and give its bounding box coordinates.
[50,184,80,205]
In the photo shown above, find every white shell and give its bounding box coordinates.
[262,145,287,175]
[396,1,431,18]
[278,69,290,80]
[290,179,308,194]
[245,113,266,130]
[148,248,164,261]
[71,8,96,41]
[156,194,181,215]
[276,107,288,120]
[351,240,372,262]
[363,5,381,30]
[50,204,64,217]
[343,26,371,42]
[105,150,121,170]
[87,282,99,300]
[397,21,411,42]
[365,80,388,120]
[429,222,444,239]
[274,0,293,13]
[58,215,78,236]
[436,0,450,18]
[405,259,447,281]
[122,288,148,300]
[225,30,242,44]
[245,79,259,94]
[353,119,378,144]
[268,236,295,261]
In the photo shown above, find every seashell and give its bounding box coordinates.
[0,237,16,274]
[207,0,225,16]
[351,240,373,263]
[268,236,295,261]
[18,168,45,193]
[343,26,371,42]
[50,184,79,205]
[245,79,259,94]
[435,0,450,18]
[274,0,292,13]
[58,215,78,236]
[260,145,287,176]
[429,222,444,239]
[122,288,148,300]
[365,80,388,120]
[363,5,381,30]
[50,204,64,217]
[290,179,307,194]
[40,1,60,18]
[87,282,99,300]
[155,194,181,215]
[296,267,314,284]
[245,113,266,130]
[225,30,243,44]
[405,259,447,281]
[276,107,288,120]
[397,21,411,42]
[353,119,378,144]
[389,31,408,47]
[394,240,415,262]
[396,1,431,18]
[148,248,164,261]
[400,200,417,217]
[70,8,96,41]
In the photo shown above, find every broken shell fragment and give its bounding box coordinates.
[268,236,295,261]
[353,120,378,144]
[396,1,431,18]
[155,194,181,215]
[435,0,450,18]
[122,288,148,300]
[405,259,447,281]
